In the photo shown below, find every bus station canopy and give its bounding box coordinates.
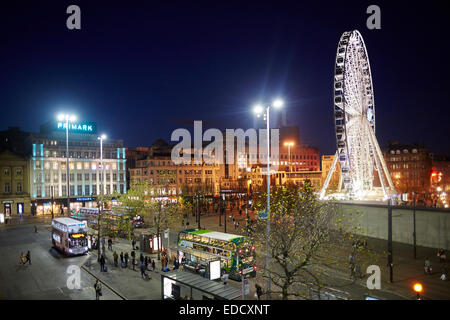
[161,270,241,300]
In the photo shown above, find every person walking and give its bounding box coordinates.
[34,225,38,233]
[144,256,149,271]
[255,283,263,300]
[25,250,31,265]
[140,252,144,265]
[221,270,229,286]
[94,280,102,300]
[438,249,446,263]
[132,256,136,271]
[100,254,106,272]
[140,263,147,279]
[113,251,118,267]
[131,238,136,250]
[152,259,156,272]
[124,252,129,268]
[108,238,113,251]
[120,252,124,267]
[424,258,432,275]
[19,252,25,265]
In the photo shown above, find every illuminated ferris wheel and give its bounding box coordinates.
[320,30,395,200]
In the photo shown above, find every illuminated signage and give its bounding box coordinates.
[71,233,86,239]
[76,197,92,201]
[56,121,97,134]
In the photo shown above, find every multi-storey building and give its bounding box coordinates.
[241,143,321,191]
[431,155,450,208]
[125,146,150,190]
[27,120,127,215]
[383,142,432,204]
[0,150,31,216]
[129,140,225,197]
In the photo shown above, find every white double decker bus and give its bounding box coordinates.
[51,217,88,256]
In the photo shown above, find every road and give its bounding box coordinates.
[0,223,120,300]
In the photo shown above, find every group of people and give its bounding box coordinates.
[19,251,31,265]
[424,248,447,280]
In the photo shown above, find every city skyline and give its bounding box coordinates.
[0,1,449,156]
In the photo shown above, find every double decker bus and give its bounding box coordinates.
[177,229,256,280]
[51,218,88,255]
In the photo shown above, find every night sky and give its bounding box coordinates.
[1,1,449,155]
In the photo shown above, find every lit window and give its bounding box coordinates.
[69,162,75,170]
[91,163,97,170]
[77,162,82,170]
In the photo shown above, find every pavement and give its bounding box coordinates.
[2,209,450,300]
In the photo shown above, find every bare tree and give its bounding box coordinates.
[251,181,381,300]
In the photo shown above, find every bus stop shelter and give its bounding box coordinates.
[161,270,241,300]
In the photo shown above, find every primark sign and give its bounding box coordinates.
[56,121,97,134]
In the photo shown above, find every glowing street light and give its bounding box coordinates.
[284,141,295,172]
[273,99,284,108]
[413,282,423,300]
[253,105,264,116]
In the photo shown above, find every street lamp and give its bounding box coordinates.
[284,141,294,172]
[57,114,76,215]
[97,134,106,261]
[252,98,283,300]
[413,282,423,300]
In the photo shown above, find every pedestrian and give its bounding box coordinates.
[221,270,229,285]
[132,256,136,270]
[140,252,144,264]
[124,252,129,267]
[25,250,31,265]
[19,252,25,265]
[441,269,447,281]
[100,254,106,272]
[152,259,155,272]
[162,256,166,271]
[348,253,355,266]
[94,280,102,300]
[113,251,118,267]
[108,238,113,251]
[438,249,446,263]
[131,238,136,250]
[255,283,263,300]
[140,263,147,279]
[120,252,124,267]
[34,225,38,233]
[144,256,149,270]
[424,257,432,275]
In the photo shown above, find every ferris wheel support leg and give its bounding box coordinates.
[366,121,387,197]
[319,151,339,199]
[338,170,343,192]
[368,123,395,192]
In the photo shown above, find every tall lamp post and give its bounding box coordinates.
[253,98,283,300]
[58,114,76,215]
[97,134,107,261]
[284,141,294,172]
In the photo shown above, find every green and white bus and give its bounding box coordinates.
[177,229,256,280]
